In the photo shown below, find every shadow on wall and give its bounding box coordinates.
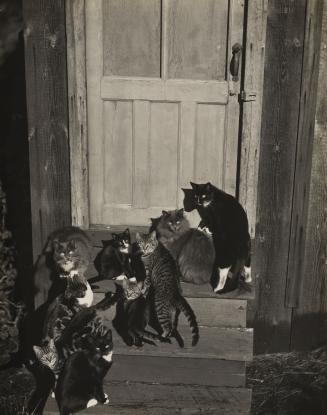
[0,0,33,309]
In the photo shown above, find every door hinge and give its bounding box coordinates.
[240,91,257,102]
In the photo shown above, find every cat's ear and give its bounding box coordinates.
[150,230,157,240]
[52,239,60,251]
[205,182,212,192]
[68,240,76,250]
[162,210,169,217]
[178,208,184,216]
[135,232,142,243]
[190,181,197,189]
[124,228,130,236]
[33,345,43,360]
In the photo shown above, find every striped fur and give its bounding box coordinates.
[136,232,199,346]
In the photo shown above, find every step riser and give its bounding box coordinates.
[108,354,246,387]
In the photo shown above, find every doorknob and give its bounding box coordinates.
[230,43,242,82]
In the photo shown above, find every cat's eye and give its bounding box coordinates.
[201,195,206,199]
[176,221,180,224]
[95,347,100,351]
[168,221,172,225]
[60,252,65,256]
[69,251,74,254]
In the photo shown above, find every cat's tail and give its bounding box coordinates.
[176,297,199,346]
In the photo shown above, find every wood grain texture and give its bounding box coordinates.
[93,292,247,328]
[285,0,324,307]
[250,0,306,353]
[290,0,327,350]
[238,0,268,237]
[166,0,228,80]
[101,77,229,103]
[66,0,89,228]
[45,382,252,415]
[23,0,71,261]
[108,355,246,387]
[103,0,161,77]
[99,321,253,361]
[86,0,104,224]
[224,0,245,195]
[90,270,254,301]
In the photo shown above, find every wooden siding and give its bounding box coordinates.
[23,0,71,261]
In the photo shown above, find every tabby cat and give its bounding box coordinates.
[112,274,170,347]
[33,226,92,308]
[183,182,251,293]
[136,231,199,347]
[151,208,215,285]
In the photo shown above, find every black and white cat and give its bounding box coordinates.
[151,208,215,285]
[55,327,113,415]
[183,182,251,293]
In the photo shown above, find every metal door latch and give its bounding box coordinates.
[239,91,257,102]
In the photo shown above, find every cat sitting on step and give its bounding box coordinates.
[33,226,92,308]
[183,182,252,294]
[150,208,215,285]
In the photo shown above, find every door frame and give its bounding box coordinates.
[66,0,268,237]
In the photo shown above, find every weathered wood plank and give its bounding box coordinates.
[285,0,324,307]
[100,323,253,361]
[238,0,268,237]
[249,0,306,353]
[23,0,71,262]
[45,383,252,415]
[101,77,228,103]
[91,277,254,301]
[290,0,327,350]
[108,355,246,387]
[94,292,247,328]
[66,0,89,228]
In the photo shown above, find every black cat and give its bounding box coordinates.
[183,182,251,293]
[55,327,113,415]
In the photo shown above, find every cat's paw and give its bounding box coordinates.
[86,398,98,408]
[103,393,110,405]
[242,266,252,283]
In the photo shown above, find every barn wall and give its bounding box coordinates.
[250,0,327,353]
[23,0,71,262]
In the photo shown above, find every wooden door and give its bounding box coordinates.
[86,0,244,227]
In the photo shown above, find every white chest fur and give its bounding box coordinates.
[76,280,94,307]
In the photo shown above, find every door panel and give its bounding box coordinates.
[103,0,161,77]
[166,0,228,80]
[86,0,244,226]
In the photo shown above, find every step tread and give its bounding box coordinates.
[44,381,252,415]
[91,278,254,300]
[98,316,253,361]
[94,292,247,328]
[109,354,246,387]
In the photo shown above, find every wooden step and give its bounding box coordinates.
[110,326,252,361]
[94,291,247,328]
[109,354,246,387]
[44,381,252,415]
[91,277,254,301]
